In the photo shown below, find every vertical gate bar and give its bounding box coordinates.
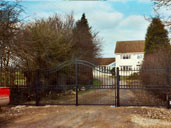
[75,58,78,106]
[36,69,40,106]
[115,68,117,106]
[116,67,120,107]
[167,68,170,109]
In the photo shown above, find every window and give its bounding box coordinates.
[121,54,131,59]
[100,66,107,72]
[136,65,141,70]
[137,54,143,59]
[120,66,132,71]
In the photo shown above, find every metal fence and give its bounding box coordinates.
[0,59,116,106]
[37,59,116,105]
[0,68,37,105]
[116,68,170,107]
[0,60,170,107]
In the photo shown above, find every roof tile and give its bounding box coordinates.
[96,58,115,65]
[115,40,145,53]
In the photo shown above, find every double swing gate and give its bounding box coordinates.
[116,67,170,107]
[3,59,170,107]
[8,59,116,106]
[37,59,116,105]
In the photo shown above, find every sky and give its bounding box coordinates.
[20,0,155,58]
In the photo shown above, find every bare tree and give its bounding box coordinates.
[152,0,171,32]
[0,0,24,69]
[153,0,171,7]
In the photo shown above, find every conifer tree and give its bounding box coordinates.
[145,17,170,54]
[72,13,100,62]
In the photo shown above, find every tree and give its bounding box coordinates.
[0,0,24,69]
[145,17,170,55]
[72,13,100,62]
[153,0,171,9]
[17,14,74,70]
[142,17,171,99]
[152,0,171,31]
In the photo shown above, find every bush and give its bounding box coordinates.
[140,47,171,100]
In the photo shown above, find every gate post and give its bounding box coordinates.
[75,58,78,106]
[116,67,120,107]
[35,69,40,106]
[167,68,170,109]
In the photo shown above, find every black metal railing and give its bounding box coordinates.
[0,59,116,106]
[0,59,170,108]
[115,67,170,107]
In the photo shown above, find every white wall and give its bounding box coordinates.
[93,62,115,77]
[93,69,112,77]
[115,52,144,70]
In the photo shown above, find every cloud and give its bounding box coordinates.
[116,16,149,42]
[24,1,124,29]
[98,15,150,57]
[20,0,151,57]
[88,11,123,29]
[119,15,149,30]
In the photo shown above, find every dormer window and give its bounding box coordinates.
[121,54,131,59]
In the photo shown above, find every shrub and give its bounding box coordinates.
[128,72,139,80]
[140,47,171,100]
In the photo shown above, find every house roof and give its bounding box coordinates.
[115,40,145,53]
[95,58,115,65]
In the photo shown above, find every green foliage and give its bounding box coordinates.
[14,79,26,85]
[19,13,101,70]
[0,71,26,86]
[20,14,74,69]
[72,13,100,62]
[93,79,101,87]
[145,17,170,55]
[0,72,14,86]
[142,20,171,99]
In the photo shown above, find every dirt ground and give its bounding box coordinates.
[1,105,171,128]
[1,75,169,128]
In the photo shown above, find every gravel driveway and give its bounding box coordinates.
[1,105,171,128]
[1,75,169,128]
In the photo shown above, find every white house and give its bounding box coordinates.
[93,58,115,77]
[95,58,115,70]
[115,40,145,73]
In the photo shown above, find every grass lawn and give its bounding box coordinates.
[14,79,26,85]
[93,79,101,87]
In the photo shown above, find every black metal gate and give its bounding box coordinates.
[4,59,170,107]
[115,67,170,107]
[36,59,116,106]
